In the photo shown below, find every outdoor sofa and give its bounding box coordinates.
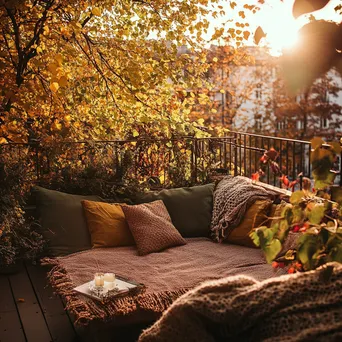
[33,177,288,340]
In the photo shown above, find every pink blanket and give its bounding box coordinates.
[43,238,283,326]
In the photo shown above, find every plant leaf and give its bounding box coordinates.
[293,0,331,19]
[307,204,325,225]
[290,190,305,205]
[254,26,266,45]
[264,239,282,263]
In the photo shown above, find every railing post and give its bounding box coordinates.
[234,133,238,176]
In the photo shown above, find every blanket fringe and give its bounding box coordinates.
[41,257,188,326]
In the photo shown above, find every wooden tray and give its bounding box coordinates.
[73,275,144,302]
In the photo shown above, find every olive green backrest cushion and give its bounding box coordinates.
[138,183,215,237]
[33,186,102,256]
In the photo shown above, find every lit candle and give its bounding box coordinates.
[104,273,116,290]
[94,273,104,287]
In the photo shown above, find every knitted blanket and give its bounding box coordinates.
[211,176,276,242]
[42,238,282,326]
[139,262,342,342]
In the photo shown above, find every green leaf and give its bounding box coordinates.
[290,191,305,205]
[264,239,282,263]
[249,230,260,247]
[292,206,304,223]
[307,205,326,225]
[297,234,319,266]
[328,244,342,263]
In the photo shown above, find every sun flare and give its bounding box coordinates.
[255,3,303,55]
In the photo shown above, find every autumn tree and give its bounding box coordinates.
[271,69,342,140]
[1,0,244,143]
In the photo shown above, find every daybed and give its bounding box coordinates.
[33,176,286,340]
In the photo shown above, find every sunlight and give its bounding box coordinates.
[253,2,304,55]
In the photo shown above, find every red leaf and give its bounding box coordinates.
[293,0,331,19]
[289,180,298,190]
[288,267,295,274]
[266,148,278,161]
[251,172,260,181]
[280,175,290,187]
[260,155,268,163]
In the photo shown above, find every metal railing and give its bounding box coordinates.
[1,132,341,190]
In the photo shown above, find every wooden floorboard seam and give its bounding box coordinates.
[24,263,55,341]
[25,263,79,342]
[7,275,27,342]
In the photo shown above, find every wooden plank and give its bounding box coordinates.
[25,263,78,342]
[9,268,52,342]
[0,275,26,342]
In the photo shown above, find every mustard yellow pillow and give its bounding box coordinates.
[226,199,272,248]
[82,200,135,248]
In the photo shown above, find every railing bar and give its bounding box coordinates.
[286,141,289,180]
[292,142,296,181]
[254,136,258,177]
[244,134,247,176]
[267,139,271,185]
[239,134,242,176]
[249,135,252,178]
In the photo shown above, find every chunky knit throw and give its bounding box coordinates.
[211,176,276,242]
[139,262,342,342]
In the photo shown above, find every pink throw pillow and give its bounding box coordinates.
[121,200,186,255]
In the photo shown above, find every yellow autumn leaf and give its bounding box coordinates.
[58,75,68,87]
[92,7,101,16]
[0,137,7,144]
[220,89,225,94]
[55,54,63,66]
[211,108,218,113]
[50,82,59,92]
[132,129,139,137]
[212,57,218,62]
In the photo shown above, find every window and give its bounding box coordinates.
[321,118,329,128]
[255,83,262,99]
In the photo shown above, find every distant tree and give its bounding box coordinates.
[271,69,342,140]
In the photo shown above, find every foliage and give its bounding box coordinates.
[0,0,260,144]
[0,136,225,265]
[281,0,342,94]
[0,147,44,266]
[270,70,342,140]
[250,138,342,272]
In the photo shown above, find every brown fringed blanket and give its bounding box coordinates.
[43,238,283,326]
[211,176,277,241]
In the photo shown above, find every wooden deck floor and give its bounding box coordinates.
[0,264,147,342]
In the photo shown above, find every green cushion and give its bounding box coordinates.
[33,186,102,256]
[139,184,215,237]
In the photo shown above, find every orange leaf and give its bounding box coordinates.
[254,26,266,45]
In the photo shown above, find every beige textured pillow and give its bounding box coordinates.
[121,200,186,255]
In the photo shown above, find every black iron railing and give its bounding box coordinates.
[1,132,341,190]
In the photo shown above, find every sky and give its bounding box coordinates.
[209,0,341,55]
